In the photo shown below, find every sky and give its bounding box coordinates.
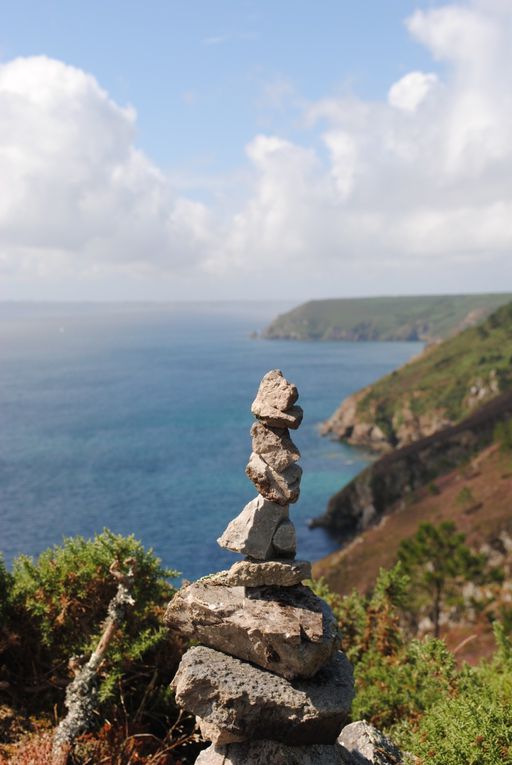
[1,0,512,301]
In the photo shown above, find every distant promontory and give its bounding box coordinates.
[262,293,512,342]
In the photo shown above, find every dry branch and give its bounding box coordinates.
[51,558,136,765]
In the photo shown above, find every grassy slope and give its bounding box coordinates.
[312,442,512,663]
[355,301,512,433]
[264,293,512,341]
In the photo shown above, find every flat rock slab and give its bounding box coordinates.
[246,452,302,505]
[172,646,354,746]
[252,401,304,430]
[251,422,300,472]
[338,721,404,765]
[204,559,312,587]
[196,740,347,765]
[165,583,339,679]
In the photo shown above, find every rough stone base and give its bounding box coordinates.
[172,646,354,746]
[195,739,348,765]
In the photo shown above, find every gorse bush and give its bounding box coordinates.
[3,530,182,717]
[1,531,200,763]
[314,565,512,765]
[403,624,512,765]
[313,566,458,732]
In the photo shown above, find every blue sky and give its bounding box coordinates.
[2,1,442,174]
[1,0,512,300]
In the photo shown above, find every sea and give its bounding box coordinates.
[0,302,422,582]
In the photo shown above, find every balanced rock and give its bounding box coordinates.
[252,369,299,412]
[172,646,354,746]
[272,519,297,557]
[205,558,312,587]
[196,740,346,765]
[246,452,302,505]
[252,402,304,430]
[337,722,404,765]
[217,495,287,560]
[165,583,339,679]
[251,422,300,472]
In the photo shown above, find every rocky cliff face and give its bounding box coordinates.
[313,390,512,539]
[321,385,453,452]
[322,302,512,452]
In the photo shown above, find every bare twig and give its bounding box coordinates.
[51,558,136,765]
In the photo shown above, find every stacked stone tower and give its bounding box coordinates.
[165,370,355,764]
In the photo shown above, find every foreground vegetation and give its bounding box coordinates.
[0,531,198,764]
[263,293,512,342]
[1,530,511,763]
[314,565,512,765]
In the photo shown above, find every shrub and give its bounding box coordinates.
[312,566,458,733]
[494,419,512,455]
[402,624,512,765]
[4,530,181,718]
[1,531,201,763]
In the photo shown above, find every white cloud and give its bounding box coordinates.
[2,0,512,298]
[388,71,439,112]
[219,0,512,288]
[0,56,214,283]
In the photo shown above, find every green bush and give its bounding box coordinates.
[313,568,512,764]
[4,530,180,715]
[312,566,458,732]
[494,419,512,454]
[402,625,512,764]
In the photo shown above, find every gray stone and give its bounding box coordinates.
[337,721,404,765]
[252,402,304,430]
[204,558,312,587]
[251,369,299,412]
[251,422,300,472]
[171,646,354,746]
[217,495,288,560]
[246,452,302,505]
[196,740,346,765]
[165,583,339,679]
[272,519,297,557]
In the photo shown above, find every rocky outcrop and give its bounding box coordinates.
[322,302,512,452]
[321,385,452,453]
[313,390,512,538]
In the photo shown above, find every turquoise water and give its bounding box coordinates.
[0,303,422,580]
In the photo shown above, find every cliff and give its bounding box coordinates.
[312,389,512,539]
[263,293,512,342]
[322,301,512,451]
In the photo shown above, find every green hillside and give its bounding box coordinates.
[324,301,512,450]
[263,293,512,342]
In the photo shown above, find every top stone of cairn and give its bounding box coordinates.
[251,370,303,430]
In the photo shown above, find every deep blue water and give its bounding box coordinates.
[0,303,422,581]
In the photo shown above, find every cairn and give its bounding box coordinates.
[165,370,355,764]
